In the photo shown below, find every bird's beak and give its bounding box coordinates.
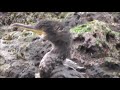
[24,28,46,36]
[10,23,46,35]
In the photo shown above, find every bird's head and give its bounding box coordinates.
[11,19,71,58]
[11,20,64,41]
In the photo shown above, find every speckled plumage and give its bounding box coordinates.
[11,20,84,78]
[35,20,72,78]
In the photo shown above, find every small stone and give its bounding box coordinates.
[35,73,40,78]
[0,64,10,71]
[76,67,86,72]
[0,56,5,65]
[0,76,6,78]
[0,59,5,65]
[103,57,120,70]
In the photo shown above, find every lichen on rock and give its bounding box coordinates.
[103,57,120,70]
[0,12,120,78]
[0,27,52,78]
[70,20,120,58]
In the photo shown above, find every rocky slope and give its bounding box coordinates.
[0,12,120,78]
[70,20,120,78]
[0,27,52,78]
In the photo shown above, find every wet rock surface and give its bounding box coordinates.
[51,65,86,78]
[0,12,68,26]
[64,12,120,78]
[0,27,51,78]
[70,20,120,59]
[0,12,120,78]
[50,59,87,78]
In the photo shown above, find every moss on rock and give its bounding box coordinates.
[70,20,120,59]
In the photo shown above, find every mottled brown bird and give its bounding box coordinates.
[11,20,84,78]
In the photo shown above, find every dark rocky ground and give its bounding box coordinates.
[0,12,120,78]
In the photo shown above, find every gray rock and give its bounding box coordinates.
[49,59,86,78]
[86,65,111,78]
[0,28,51,78]
[51,65,85,78]
[0,12,119,78]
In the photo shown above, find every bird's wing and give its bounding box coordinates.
[50,65,85,78]
[50,59,86,78]
[64,58,84,71]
